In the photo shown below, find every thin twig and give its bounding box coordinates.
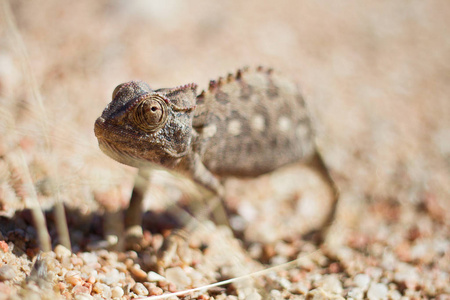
[138,249,319,300]
[1,0,71,252]
[54,201,71,250]
[16,151,52,252]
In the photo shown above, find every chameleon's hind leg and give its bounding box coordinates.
[307,152,339,244]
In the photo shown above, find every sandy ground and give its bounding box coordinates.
[0,0,449,299]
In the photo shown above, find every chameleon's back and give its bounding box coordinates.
[193,67,315,177]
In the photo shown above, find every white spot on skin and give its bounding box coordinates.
[203,124,217,138]
[296,124,308,139]
[251,115,265,132]
[278,116,291,133]
[228,119,242,136]
[296,124,314,155]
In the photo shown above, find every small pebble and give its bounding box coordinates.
[393,264,419,289]
[0,265,16,281]
[167,282,178,293]
[126,251,138,260]
[60,256,73,269]
[56,282,66,292]
[93,283,111,298]
[354,273,370,291]
[54,245,72,258]
[347,287,364,300]
[130,264,147,281]
[87,276,96,284]
[71,256,84,267]
[100,268,121,285]
[149,285,163,296]
[101,284,112,299]
[270,289,282,299]
[72,284,90,295]
[315,274,343,294]
[123,283,132,295]
[248,243,263,259]
[229,215,247,231]
[111,286,124,298]
[290,281,309,295]
[307,288,345,300]
[367,282,388,300]
[0,241,8,253]
[80,252,99,266]
[65,271,83,286]
[296,255,315,271]
[92,282,103,293]
[147,271,166,282]
[132,282,149,296]
[124,258,133,268]
[366,267,383,281]
[387,289,402,300]
[74,294,93,300]
[165,267,191,289]
[270,255,288,265]
[278,277,292,290]
[187,269,203,284]
[246,291,262,300]
[380,251,397,271]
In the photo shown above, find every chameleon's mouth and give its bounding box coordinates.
[94,117,108,139]
[95,116,183,169]
[97,137,145,168]
[94,116,138,143]
[95,117,144,167]
[94,117,115,140]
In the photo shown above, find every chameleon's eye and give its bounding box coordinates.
[112,84,126,100]
[133,97,168,132]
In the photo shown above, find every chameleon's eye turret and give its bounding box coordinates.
[133,96,168,132]
[112,83,125,99]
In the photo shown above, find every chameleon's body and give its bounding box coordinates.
[95,67,315,193]
[94,67,336,248]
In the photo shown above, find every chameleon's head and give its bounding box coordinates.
[94,80,197,169]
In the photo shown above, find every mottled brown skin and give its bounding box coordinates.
[95,67,316,195]
[194,68,314,177]
[94,67,337,251]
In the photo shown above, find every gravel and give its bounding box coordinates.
[0,265,16,281]
[367,282,388,300]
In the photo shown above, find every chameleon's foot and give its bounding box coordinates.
[87,234,121,251]
[124,225,144,251]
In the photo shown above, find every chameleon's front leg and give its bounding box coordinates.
[189,153,230,226]
[124,168,151,247]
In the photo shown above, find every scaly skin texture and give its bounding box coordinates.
[95,67,316,194]
[94,67,337,249]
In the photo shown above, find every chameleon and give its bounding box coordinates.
[94,66,338,248]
